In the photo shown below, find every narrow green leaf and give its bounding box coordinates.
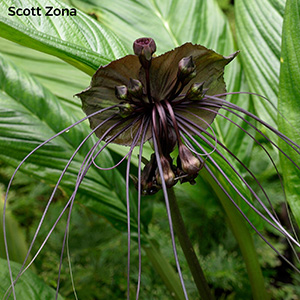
[0,0,127,75]
[195,138,263,230]
[278,0,300,225]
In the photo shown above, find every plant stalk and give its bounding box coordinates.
[167,187,214,300]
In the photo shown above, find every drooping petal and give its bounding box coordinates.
[82,55,141,97]
[77,40,238,145]
[76,55,151,145]
[140,43,238,102]
[170,44,238,131]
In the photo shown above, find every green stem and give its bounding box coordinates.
[168,187,214,300]
[203,170,269,300]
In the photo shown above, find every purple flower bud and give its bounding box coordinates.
[115,85,128,100]
[128,78,143,98]
[178,144,201,175]
[187,82,208,100]
[155,156,175,188]
[133,38,156,69]
[178,56,196,80]
[133,37,156,59]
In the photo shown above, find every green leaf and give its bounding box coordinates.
[202,168,268,300]
[278,0,300,225]
[0,0,127,75]
[235,0,286,125]
[71,0,232,53]
[143,239,185,300]
[0,37,90,116]
[0,258,64,300]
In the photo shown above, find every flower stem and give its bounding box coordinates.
[167,187,214,300]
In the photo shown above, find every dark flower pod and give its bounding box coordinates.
[115,85,128,100]
[133,37,156,57]
[133,37,156,68]
[128,78,143,98]
[178,143,201,175]
[178,56,196,80]
[155,155,175,188]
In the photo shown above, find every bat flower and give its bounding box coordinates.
[75,38,300,298]
[4,38,300,300]
[76,37,238,195]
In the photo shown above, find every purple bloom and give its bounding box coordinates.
[75,37,300,298]
[76,37,238,195]
[4,37,300,300]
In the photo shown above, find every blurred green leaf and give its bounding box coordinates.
[235,0,286,125]
[278,0,300,225]
[0,258,64,299]
[0,0,127,75]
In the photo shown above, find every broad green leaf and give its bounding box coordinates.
[70,0,233,54]
[0,258,64,300]
[69,0,240,96]
[0,53,137,233]
[278,0,300,225]
[0,0,127,75]
[235,0,286,125]
[0,37,90,116]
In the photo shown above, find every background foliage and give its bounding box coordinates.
[0,0,300,299]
